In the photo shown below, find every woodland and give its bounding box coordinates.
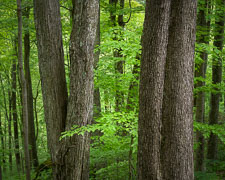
[0,0,224,179]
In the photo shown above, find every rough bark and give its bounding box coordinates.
[207,0,224,160]
[195,0,211,171]
[55,1,99,179]
[33,0,68,174]
[17,0,31,179]
[23,7,39,168]
[12,40,21,173]
[137,0,171,179]
[34,0,98,179]
[160,0,197,179]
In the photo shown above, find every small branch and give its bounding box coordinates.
[60,5,72,12]
[123,0,132,24]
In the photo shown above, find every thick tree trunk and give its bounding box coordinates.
[138,0,171,179]
[12,41,21,173]
[55,1,99,179]
[17,0,31,179]
[34,0,98,179]
[195,0,211,171]
[207,0,224,160]
[33,0,68,175]
[23,7,39,168]
[160,0,197,179]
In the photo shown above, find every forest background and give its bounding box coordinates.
[0,0,224,179]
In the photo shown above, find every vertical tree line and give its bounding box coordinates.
[0,0,225,179]
[138,0,197,179]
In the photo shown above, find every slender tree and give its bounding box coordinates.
[207,0,225,160]
[195,0,211,171]
[0,111,4,179]
[0,75,10,173]
[8,89,12,172]
[23,7,39,168]
[138,0,171,179]
[94,5,101,119]
[17,0,31,179]
[12,40,21,173]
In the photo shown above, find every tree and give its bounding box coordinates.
[161,0,197,179]
[23,6,39,168]
[195,0,211,171]
[138,0,171,179]
[138,0,197,179]
[0,111,4,179]
[17,0,31,179]
[34,0,99,178]
[12,44,21,173]
[33,0,68,177]
[207,0,225,160]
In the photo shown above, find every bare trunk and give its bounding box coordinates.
[55,1,99,179]
[93,6,101,119]
[23,7,39,168]
[0,111,5,178]
[17,0,31,179]
[127,62,139,180]
[12,41,21,173]
[161,0,197,179]
[33,0,68,177]
[0,75,8,174]
[138,0,171,179]
[8,90,12,172]
[34,0,98,178]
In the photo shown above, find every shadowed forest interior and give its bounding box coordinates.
[0,0,224,179]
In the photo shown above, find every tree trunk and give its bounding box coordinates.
[33,0,68,176]
[109,0,125,112]
[8,90,12,172]
[34,0,98,179]
[0,75,8,173]
[17,0,31,179]
[0,111,5,178]
[127,62,139,111]
[127,62,139,180]
[207,0,224,160]
[195,0,211,172]
[12,40,21,173]
[138,0,171,179]
[160,0,197,179]
[94,6,101,119]
[23,7,39,168]
[55,1,99,179]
